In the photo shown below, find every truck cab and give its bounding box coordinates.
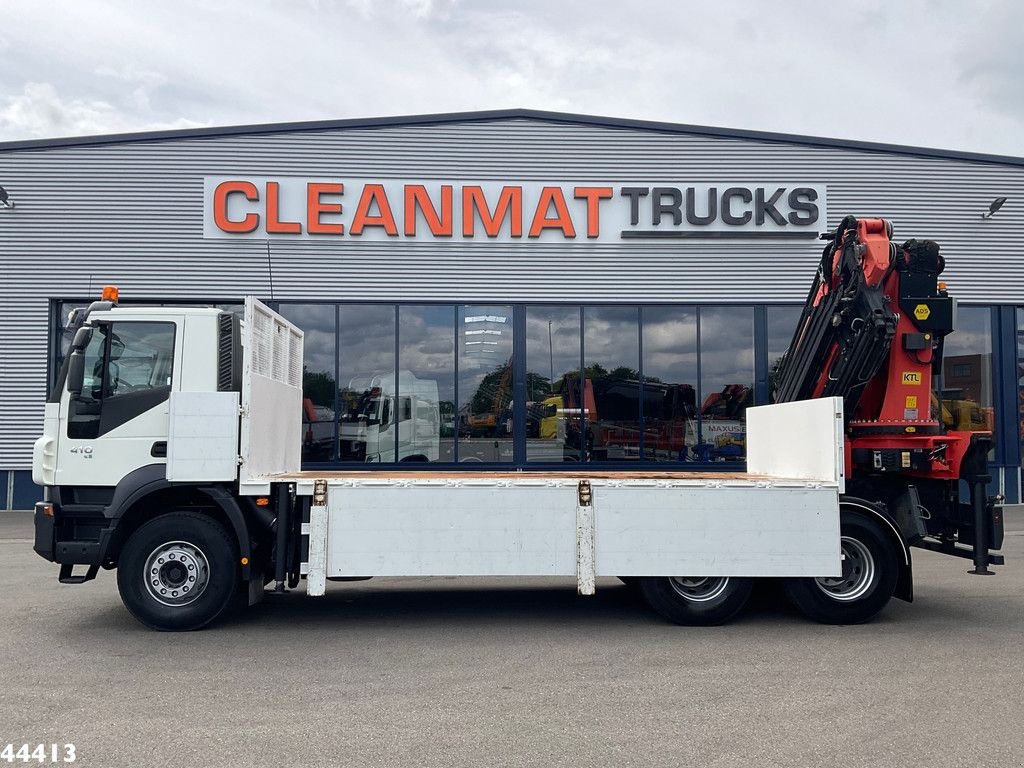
[31,290,261,623]
[35,299,234,491]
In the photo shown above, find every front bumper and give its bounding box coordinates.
[33,499,110,566]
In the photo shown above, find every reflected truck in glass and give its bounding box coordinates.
[339,371,440,463]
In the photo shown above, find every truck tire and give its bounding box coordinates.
[638,576,753,625]
[783,508,900,625]
[116,511,240,631]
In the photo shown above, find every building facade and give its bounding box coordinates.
[2,110,1023,508]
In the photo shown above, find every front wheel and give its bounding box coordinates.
[783,507,900,625]
[639,575,753,625]
[116,511,240,631]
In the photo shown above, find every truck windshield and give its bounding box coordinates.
[355,394,382,426]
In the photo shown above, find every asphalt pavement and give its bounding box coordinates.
[1,510,1022,768]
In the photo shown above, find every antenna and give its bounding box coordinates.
[266,240,275,301]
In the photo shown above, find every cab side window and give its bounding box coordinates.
[68,322,176,439]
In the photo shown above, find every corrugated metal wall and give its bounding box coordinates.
[2,116,1023,469]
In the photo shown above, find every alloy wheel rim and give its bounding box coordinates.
[814,536,876,602]
[667,576,730,603]
[143,541,211,607]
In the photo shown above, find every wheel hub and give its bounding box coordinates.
[814,536,876,602]
[143,541,210,607]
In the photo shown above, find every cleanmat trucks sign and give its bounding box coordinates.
[203,177,826,242]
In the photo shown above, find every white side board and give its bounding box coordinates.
[310,477,841,588]
[746,397,845,492]
[166,391,240,481]
[239,297,304,488]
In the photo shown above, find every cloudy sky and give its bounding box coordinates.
[1,0,1022,156]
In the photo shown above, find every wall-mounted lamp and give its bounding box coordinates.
[0,186,13,209]
[981,196,1007,219]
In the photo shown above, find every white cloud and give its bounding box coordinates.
[0,0,1021,155]
[0,82,206,140]
[397,0,456,19]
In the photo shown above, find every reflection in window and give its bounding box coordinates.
[584,307,641,462]
[397,306,453,463]
[767,305,802,391]
[642,307,697,461]
[524,305,757,464]
[459,306,514,463]
[941,307,993,434]
[526,307,581,462]
[698,307,754,462]
[337,305,396,463]
[279,304,337,462]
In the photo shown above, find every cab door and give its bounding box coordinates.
[56,318,180,487]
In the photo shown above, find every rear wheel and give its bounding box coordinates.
[783,506,900,624]
[117,511,240,631]
[639,575,753,625]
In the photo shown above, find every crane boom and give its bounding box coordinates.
[773,215,1002,575]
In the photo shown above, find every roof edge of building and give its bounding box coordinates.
[1,107,1022,168]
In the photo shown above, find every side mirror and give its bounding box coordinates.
[67,351,85,396]
[66,326,92,396]
[72,326,92,349]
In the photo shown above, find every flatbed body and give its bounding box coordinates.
[295,469,841,589]
[261,421,843,598]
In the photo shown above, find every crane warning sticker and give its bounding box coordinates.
[902,372,922,385]
[905,394,921,420]
[914,304,931,320]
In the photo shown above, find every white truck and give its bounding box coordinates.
[31,292,859,631]
[339,371,440,463]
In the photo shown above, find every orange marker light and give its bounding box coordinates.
[101,285,119,302]
[240,557,249,566]
[938,281,947,291]
[256,497,270,506]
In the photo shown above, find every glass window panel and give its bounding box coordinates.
[941,306,994,436]
[279,304,337,463]
[397,305,454,463]
[767,305,802,397]
[584,306,641,462]
[68,322,176,440]
[526,307,581,462]
[642,307,698,462]
[698,306,754,462]
[458,305,514,463]
[105,322,176,395]
[337,304,397,463]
